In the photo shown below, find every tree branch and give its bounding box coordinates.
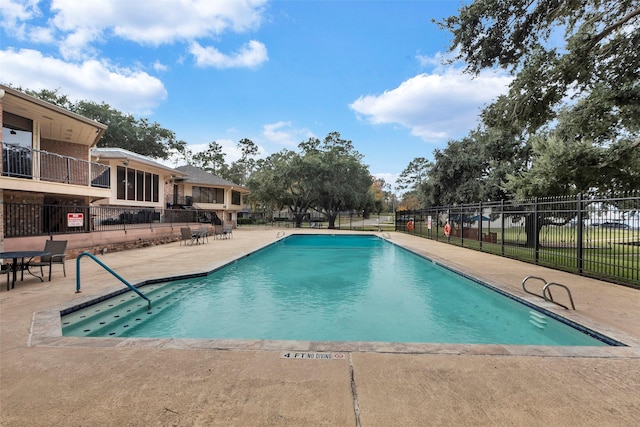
[588,7,640,49]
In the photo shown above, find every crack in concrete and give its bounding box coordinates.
[349,352,361,427]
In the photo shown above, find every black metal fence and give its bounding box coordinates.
[397,192,640,288]
[2,203,222,237]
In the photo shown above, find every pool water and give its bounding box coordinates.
[62,234,609,346]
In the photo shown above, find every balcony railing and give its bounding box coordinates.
[1,142,110,188]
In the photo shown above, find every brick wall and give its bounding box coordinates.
[41,139,88,160]
[1,94,3,176]
[3,226,182,259]
[1,96,4,250]
[40,139,92,185]
[0,190,4,251]
[3,193,45,237]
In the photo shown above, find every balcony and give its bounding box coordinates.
[1,142,110,188]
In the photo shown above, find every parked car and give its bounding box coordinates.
[600,222,630,229]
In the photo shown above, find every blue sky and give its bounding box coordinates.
[0,0,511,191]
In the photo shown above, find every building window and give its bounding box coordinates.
[152,174,159,202]
[193,186,224,204]
[136,170,144,201]
[117,166,126,199]
[2,112,33,179]
[144,172,152,201]
[117,165,159,202]
[231,190,241,205]
[127,169,136,200]
[2,112,33,148]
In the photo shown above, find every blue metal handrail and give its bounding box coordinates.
[75,252,151,309]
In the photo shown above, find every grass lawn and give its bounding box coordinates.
[405,224,639,287]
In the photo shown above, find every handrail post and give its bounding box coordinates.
[544,282,576,310]
[522,275,547,298]
[76,252,151,309]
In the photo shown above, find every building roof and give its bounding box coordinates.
[92,147,186,176]
[1,84,107,146]
[174,165,248,191]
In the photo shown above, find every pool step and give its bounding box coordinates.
[62,280,207,337]
[63,282,183,325]
[528,310,547,329]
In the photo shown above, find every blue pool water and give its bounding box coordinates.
[62,235,609,346]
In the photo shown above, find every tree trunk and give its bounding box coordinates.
[523,214,541,248]
[293,213,305,228]
[327,212,338,229]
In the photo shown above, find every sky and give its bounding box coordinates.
[0,0,512,191]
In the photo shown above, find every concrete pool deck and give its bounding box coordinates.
[1,228,639,426]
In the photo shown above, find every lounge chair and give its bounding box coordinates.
[27,240,67,281]
[180,227,196,246]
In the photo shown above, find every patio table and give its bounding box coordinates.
[0,251,50,291]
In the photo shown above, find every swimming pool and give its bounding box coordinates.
[62,234,611,346]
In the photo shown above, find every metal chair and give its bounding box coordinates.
[180,227,196,246]
[27,240,67,281]
[213,225,224,240]
[195,225,209,244]
[1,263,9,288]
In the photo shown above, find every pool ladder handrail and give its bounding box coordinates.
[75,252,151,309]
[522,275,575,310]
[276,231,285,238]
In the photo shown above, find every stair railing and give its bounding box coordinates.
[75,252,151,309]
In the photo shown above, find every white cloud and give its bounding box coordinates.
[0,48,167,115]
[26,25,55,43]
[152,60,169,72]
[188,139,243,164]
[415,53,442,68]
[189,40,268,69]
[47,0,267,57]
[58,27,101,60]
[2,0,269,60]
[350,66,512,142]
[262,121,315,147]
[0,0,45,40]
[0,0,39,24]
[372,172,400,191]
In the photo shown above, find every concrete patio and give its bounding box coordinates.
[1,228,639,426]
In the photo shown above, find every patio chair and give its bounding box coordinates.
[27,240,67,281]
[1,262,9,288]
[213,225,224,240]
[195,225,209,244]
[180,227,196,246]
[222,224,233,239]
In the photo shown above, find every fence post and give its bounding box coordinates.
[435,207,439,241]
[66,157,71,184]
[460,207,465,247]
[447,206,451,242]
[478,201,483,250]
[534,197,539,264]
[500,199,505,256]
[576,193,584,274]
